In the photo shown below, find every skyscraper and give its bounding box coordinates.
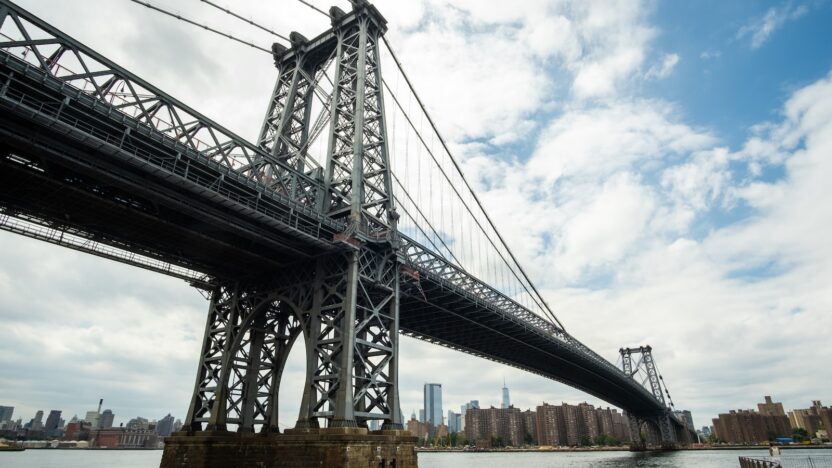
[156,414,176,437]
[44,410,62,436]
[447,410,461,433]
[423,383,443,436]
[0,406,13,423]
[28,410,44,431]
[100,409,115,429]
[501,379,510,409]
[459,400,480,432]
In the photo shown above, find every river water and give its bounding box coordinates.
[3,448,832,467]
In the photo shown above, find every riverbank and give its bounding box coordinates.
[416,444,832,453]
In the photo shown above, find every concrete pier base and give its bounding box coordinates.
[159,428,418,468]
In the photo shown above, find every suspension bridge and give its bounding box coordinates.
[0,0,692,465]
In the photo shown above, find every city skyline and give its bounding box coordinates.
[1,0,831,433]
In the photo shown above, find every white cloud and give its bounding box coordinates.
[737,3,809,49]
[645,53,679,79]
[3,0,830,434]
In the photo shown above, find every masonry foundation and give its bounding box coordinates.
[160,428,418,468]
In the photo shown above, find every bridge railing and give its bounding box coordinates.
[0,0,334,212]
[0,75,343,243]
[740,455,832,468]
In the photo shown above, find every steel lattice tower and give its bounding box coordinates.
[183,0,402,433]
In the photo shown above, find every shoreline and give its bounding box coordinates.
[416,445,832,453]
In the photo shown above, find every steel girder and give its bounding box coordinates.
[322,3,394,239]
[184,281,303,433]
[258,0,401,429]
[0,0,329,215]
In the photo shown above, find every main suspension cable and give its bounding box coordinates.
[380,37,565,331]
[383,77,559,329]
[199,0,291,42]
[295,0,330,18]
[127,0,273,53]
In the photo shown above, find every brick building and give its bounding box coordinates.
[712,409,791,444]
[406,416,429,440]
[463,406,528,446]
[577,403,599,443]
[521,410,537,444]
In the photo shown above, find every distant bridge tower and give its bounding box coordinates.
[619,346,684,450]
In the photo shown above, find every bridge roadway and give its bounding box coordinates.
[0,0,666,419]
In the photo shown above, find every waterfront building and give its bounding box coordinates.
[596,407,615,438]
[63,420,91,441]
[447,410,461,433]
[561,403,580,446]
[789,400,832,438]
[577,402,599,442]
[156,413,176,437]
[612,409,629,442]
[126,416,149,430]
[27,410,44,431]
[44,410,62,436]
[84,410,100,429]
[817,407,832,440]
[521,409,537,444]
[788,408,820,434]
[120,427,159,448]
[405,415,429,440]
[93,427,124,448]
[712,408,791,444]
[0,406,13,423]
[758,395,786,416]
[459,400,479,432]
[463,405,526,446]
[100,409,115,429]
[423,383,443,436]
[701,426,711,437]
[536,403,564,446]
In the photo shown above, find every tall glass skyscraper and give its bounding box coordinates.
[423,383,443,434]
[501,379,510,408]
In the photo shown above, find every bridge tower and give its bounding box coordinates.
[620,346,680,450]
[162,1,415,466]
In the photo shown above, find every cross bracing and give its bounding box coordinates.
[0,0,687,443]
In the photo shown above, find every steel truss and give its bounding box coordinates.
[620,346,679,448]
[185,0,402,431]
[0,0,332,213]
[184,280,303,433]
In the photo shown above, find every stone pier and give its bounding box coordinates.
[160,428,418,468]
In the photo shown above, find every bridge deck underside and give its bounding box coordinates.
[0,55,337,280]
[399,281,663,416]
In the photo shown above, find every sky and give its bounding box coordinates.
[1,0,831,432]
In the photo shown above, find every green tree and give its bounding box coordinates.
[594,433,620,446]
[792,427,810,442]
[579,435,592,447]
[524,432,534,446]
